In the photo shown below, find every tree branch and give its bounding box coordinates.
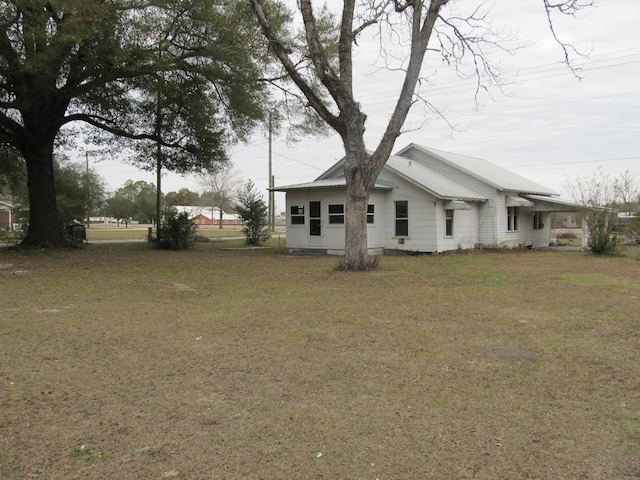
[61,113,195,152]
[543,0,595,78]
[249,0,343,134]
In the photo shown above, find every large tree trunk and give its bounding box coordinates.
[343,175,370,270]
[342,126,374,270]
[21,139,65,247]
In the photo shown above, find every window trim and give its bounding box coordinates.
[507,206,519,231]
[328,204,344,225]
[533,211,544,230]
[395,200,409,237]
[445,208,454,237]
[367,204,375,225]
[290,205,305,225]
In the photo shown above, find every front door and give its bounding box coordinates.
[309,201,322,246]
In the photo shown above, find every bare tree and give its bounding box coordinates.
[197,163,242,228]
[613,171,640,214]
[250,0,594,270]
[565,168,639,254]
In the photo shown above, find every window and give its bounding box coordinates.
[507,206,518,231]
[367,204,375,224]
[533,211,544,230]
[445,209,454,237]
[309,201,321,236]
[290,205,304,225]
[328,204,344,224]
[395,200,409,237]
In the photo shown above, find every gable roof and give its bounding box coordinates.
[396,144,559,196]
[385,155,486,201]
[273,143,559,200]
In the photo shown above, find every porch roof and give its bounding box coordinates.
[523,194,582,211]
[271,177,394,192]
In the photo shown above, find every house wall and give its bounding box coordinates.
[493,196,551,248]
[434,200,480,251]
[376,171,439,252]
[285,190,387,254]
[283,146,566,253]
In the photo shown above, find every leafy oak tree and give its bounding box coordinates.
[250,0,594,270]
[105,180,157,225]
[0,0,270,247]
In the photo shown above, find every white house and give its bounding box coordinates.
[274,144,581,255]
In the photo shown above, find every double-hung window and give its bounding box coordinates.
[533,211,544,230]
[328,204,344,224]
[395,200,409,237]
[367,204,375,224]
[445,209,454,237]
[507,206,519,231]
[290,205,305,225]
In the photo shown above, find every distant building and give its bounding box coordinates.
[0,200,14,231]
[173,206,243,226]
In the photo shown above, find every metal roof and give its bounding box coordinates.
[385,155,487,201]
[273,143,560,200]
[523,194,581,208]
[396,144,559,196]
[272,177,394,192]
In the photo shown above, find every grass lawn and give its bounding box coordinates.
[84,224,250,241]
[1,243,639,479]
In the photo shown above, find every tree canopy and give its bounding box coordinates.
[0,0,271,247]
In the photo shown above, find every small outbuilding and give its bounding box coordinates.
[0,200,14,231]
[274,144,581,255]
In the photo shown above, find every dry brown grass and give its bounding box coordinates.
[1,244,639,479]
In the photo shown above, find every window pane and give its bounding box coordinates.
[396,219,408,237]
[309,201,321,218]
[395,201,408,218]
[328,204,344,214]
[445,209,453,236]
[291,216,304,225]
[290,205,304,215]
[367,204,374,214]
[310,219,321,235]
[328,215,344,224]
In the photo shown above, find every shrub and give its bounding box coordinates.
[154,206,197,250]
[234,180,270,246]
[587,210,619,255]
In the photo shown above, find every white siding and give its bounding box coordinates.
[377,172,438,252]
[285,190,388,254]
[436,201,480,251]
[285,192,312,250]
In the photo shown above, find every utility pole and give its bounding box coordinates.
[85,151,90,228]
[268,114,275,231]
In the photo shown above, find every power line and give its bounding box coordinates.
[504,155,640,168]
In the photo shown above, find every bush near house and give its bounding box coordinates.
[154,206,197,250]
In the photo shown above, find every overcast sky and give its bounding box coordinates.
[86,0,640,211]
